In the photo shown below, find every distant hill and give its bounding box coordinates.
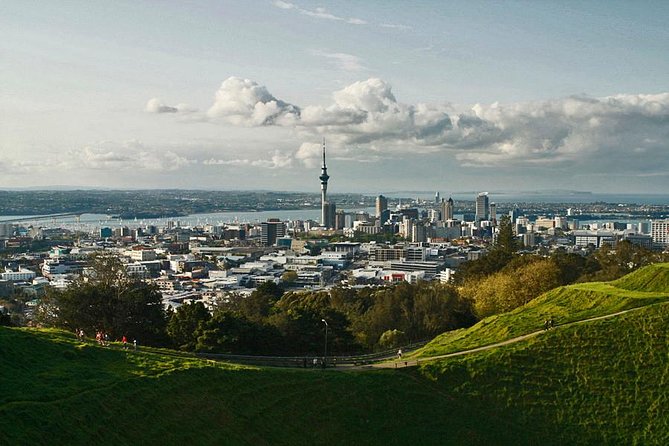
[2,264,669,444]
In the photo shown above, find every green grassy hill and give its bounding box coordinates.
[3,264,669,445]
[613,262,669,292]
[0,327,543,446]
[419,300,669,445]
[417,262,669,357]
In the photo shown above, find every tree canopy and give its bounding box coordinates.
[36,253,167,345]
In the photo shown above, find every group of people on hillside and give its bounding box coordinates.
[95,330,109,346]
[76,328,136,350]
[543,317,556,331]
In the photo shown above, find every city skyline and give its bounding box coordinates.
[2,1,669,193]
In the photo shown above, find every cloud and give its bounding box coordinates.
[453,93,669,168]
[297,78,436,147]
[379,23,412,31]
[204,150,293,169]
[68,141,195,172]
[145,98,197,114]
[146,98,178,114]
[206,77,300,126]
[151,76,669,176]
[273,1,295,10]
[311,50,365,72]
[290,81,669,174]
[294,142,322,168]
[273,1,367,25]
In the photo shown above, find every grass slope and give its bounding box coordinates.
[417,263,669,357]
[3,299,669,444]
[0,328,542,446]
[420,301,669,445]
[613,263,669,293]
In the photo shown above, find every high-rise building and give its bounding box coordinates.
[489,202,497,224]
[261,218,285,246]
[435,191,440,204]
[335,210,346,230]
[475,192,489,222]
[651,220,669,248]
[323,202,336,229]
[509,207,521,222]
[376,195,388,218]
[319,139,333,227]
[441,197,454,221]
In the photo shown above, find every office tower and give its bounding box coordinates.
[435,191,440,204]
[651,220,669,248]
[261,218,285,246]
[475,192,489,222]
[323,201,336,229]
[319,139,331,227]
[335,210,346,230]
[489,202,497,224]
[441,197,454,221]
[509,207,521,222]
[376,195,388,218]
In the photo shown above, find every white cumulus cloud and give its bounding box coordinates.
[206,77,300,126]
[149,77,669,176]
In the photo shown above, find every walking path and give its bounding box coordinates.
[350,304,653,370]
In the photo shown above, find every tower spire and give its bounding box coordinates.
[322,137,326,167]
[319,138,330,227]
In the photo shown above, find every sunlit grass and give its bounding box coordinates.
[416,263,669,357]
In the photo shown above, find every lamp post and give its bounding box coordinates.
[321,318,328,367]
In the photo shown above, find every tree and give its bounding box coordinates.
[578,241,665,283]
[281,270,298,285]
[167,302,210,351]
[0,311,11,326]
[453,216,519,286]
[269,291,360,355]
[195,309,281,354]
[463,257,561,318]
[379,329,406,348]
[35,253,167,345]
[495,215,518,255]
[239,282,284,323]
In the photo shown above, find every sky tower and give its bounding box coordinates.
[319,139,330,226]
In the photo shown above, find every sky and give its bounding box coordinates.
[2,0,669,194]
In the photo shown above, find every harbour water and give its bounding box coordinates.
[0,208,375,233]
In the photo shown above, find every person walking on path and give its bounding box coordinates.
[397,348,403,359]
[122,335,128,350]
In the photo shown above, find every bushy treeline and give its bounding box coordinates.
[35,254,475,355]
[167,281,475,355]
